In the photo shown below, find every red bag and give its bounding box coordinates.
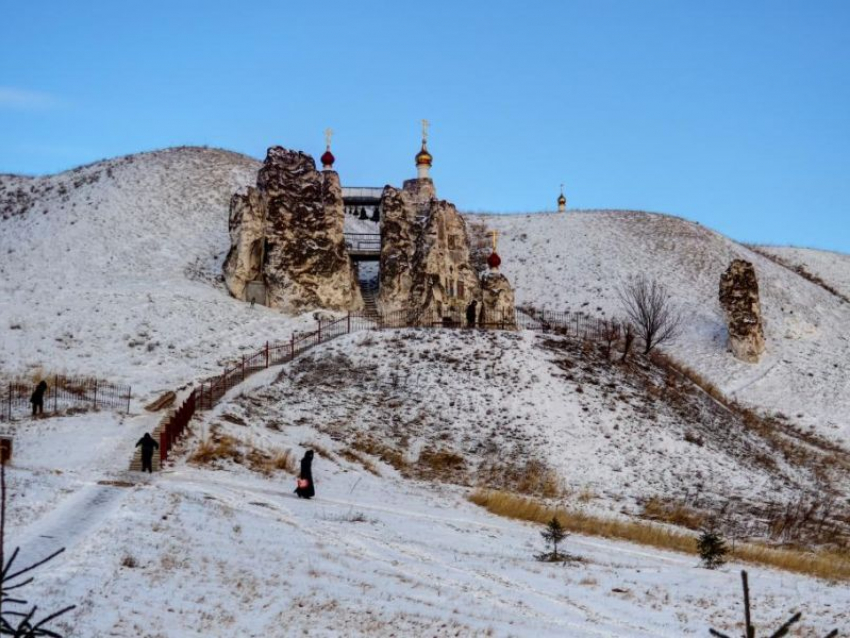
[297,478,309,489]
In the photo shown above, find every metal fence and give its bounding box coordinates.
[1,376,132,422]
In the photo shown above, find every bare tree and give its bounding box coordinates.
[617,276,683,355]
[598,319,621,360]
[620,322,635,363]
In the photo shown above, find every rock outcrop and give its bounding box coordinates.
[719,259,766,363]
[223,147,362,312]
[479,270,516,326]
[378,179,485,322]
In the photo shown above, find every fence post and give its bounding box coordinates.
[265,341,269,368]
[6,383,10,421]
[318,319,322,342]
[291,334,295,359]
[347,312,351,334]
[241,356,245,382]
[92,379,98,409]
[53,376,58,413]
[126,387,132,414]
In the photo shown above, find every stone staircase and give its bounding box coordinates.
[128,410,171,472]
[359,277,380,318]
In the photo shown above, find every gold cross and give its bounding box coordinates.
[325,127,333,149]
[490,229,499,251]
[421,119,430,142]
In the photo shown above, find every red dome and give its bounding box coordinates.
[487,251,502,269]
[321,149,335,168]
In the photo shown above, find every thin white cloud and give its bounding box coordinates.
[0,87,60,110]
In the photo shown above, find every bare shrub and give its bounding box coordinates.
[617,276,682,354]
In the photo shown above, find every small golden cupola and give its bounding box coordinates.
[415,119,433,179]
[558,184,567,212]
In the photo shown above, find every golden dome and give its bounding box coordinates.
[415,141,433,166]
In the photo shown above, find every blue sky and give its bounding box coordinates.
[2,1,849,252]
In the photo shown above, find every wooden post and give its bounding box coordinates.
[92,378,98,409]
[347,312,351,334]
[241,356,245,382]
[265,341,269,368]
[53,376,58,413]
[126,387,132,414]
[742,571,754,638]
[318,319,322,342]
[290,333,295,359]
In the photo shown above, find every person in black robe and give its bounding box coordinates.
[465,300,478,328]
[135,432,160,473]
[295,450,315,499]
[30,380,47,417]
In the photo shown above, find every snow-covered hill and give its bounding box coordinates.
[758,245,850,300]
[3,148,848,444]
[0,148,317,401]
[472,211,850,443]
[3,147,850,636]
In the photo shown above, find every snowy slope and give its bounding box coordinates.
[471,211,850,443]
[759,245,850,300]
[4,361,847,637]
[0,148,318,402]
[238,330,834,513]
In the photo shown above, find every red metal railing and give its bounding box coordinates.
[159,390,196,464]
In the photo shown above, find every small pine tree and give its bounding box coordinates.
[538,516,568,562]
[697,528,728,569]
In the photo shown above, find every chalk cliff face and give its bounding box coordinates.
[378,180,489,321]
[223,147,362,312]
[719,259,766,363]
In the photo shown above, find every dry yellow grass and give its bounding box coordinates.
[350,436,407,471]
[469,489,850,581]
[641,497,705,531]
[189,434,241,465]
[477,458,563,499]
[339,447,381,476]
[269,448,298,474]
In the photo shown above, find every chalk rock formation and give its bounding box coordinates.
[719,259,766,363]
[223,187,266,300]
[223,147,362,312]
[378,179,482,321]
[479,270,516,326]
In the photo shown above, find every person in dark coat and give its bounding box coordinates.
[135,432,159,473]
[465,300,478,328]
[30,380,47,417]
[295,450,315,499]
